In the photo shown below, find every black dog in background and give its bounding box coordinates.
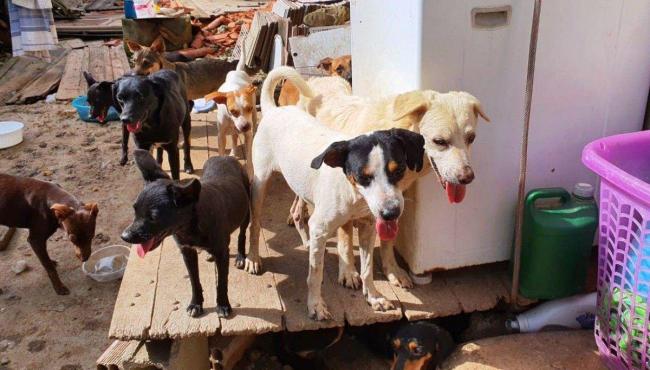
[121,150,250,318]
[110,69,193,179]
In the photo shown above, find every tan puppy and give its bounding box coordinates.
[205,49,257,179]
[278,67,490,289]
[278,55,352,106]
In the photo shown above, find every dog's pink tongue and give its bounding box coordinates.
[136,239,154,259]
[446,183,466,204]
[126,121,141,133]
[376,219,399,241]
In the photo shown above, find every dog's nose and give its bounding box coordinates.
[121,229,135,243]
[458,166,475,185]
[240,123,251,132]
[380,206,401,221]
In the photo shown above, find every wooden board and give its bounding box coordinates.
[108,115,515,340]
[9,54,67,104]
[219,232,284,336]
[0,57,49,104]
[261,174,346,332]
[109,245,162,340]
[148,239,221,339]
[57,48,85,100]
[288,26,350,77]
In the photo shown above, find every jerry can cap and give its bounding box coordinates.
[573,183,594,198]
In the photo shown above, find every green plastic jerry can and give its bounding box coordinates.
[519,184,598,299]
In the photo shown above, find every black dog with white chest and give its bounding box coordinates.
[111,69,194,179]
[121,149,250,317]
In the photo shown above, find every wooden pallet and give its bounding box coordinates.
[56,41,130,101]
[108,112,511,341]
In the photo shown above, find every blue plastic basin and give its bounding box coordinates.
[72,96,119,123]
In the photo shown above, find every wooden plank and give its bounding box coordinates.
[101,46,114,82]
[393,275,463,321]
[110,46,128,80]
[57,48,85,100]
[219,230,284,336]
[323,248,402,327]
[79,46,90,96]
[88,45,108,82]
[261,174,346,332]
[0,57,18,80]
[148,239,221,339]
[443,265,510,313]
[109,245,162,340]
[0,226,16,251]
[0,57,48,104]
[60,38,86,49]
[10,54,67,104]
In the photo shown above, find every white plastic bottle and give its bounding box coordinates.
[506,292,597,333]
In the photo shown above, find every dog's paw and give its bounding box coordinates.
[367,295,394,312]
[184,163,194,174]
[235,253,245,269]
[338,269,361,290]
[186,303,204,317]
[119,156,128,166]
[244,255,262,275]
[308,300,332,321]
[54,284,70,296]
[286,213,295,226]
[385,266,414,289]
[216,304,232,318]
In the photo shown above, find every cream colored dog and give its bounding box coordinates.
[280,67,490,289]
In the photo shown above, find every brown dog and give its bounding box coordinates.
[126,37,237,100]
[0,174,99,295]
[278,55,352,106]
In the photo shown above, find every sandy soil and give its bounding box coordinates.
[0,101,141,370]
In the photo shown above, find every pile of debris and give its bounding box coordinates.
[191,11,255,50]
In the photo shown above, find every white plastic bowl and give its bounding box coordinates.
[82,245,130,282]
[0,121,24,149]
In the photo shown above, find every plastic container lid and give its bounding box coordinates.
[573,183,594,198]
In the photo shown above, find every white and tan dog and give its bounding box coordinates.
[205,47,257,179]
[247,66,425,320]
[278,67,490,289]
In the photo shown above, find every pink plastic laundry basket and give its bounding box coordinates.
[583,130,650,369]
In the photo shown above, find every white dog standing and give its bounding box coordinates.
[246,66,426,320]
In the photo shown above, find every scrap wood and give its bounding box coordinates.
[8,53,68,104]
[0,226,16,252]
[177,46,219,59]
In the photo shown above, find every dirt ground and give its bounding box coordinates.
[0,102,141,370]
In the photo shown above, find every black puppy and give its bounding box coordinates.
[121,149,250,317]
[83,72,115,124]
[391,322,454,370]
[111,69,194,179]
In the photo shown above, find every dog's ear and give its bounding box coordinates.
[51,204,74,221]
[133,149,170,182]
[392,91,430,122]
[311,141,349,169]
[205,91,229,105]
[125,39,143,52]
[167,179,201,208]
[390,128,425,172]
[150,36,166,53]
[474,101,490,123]
[317,57,333,73]
[83,71,97,87]
[84,203,99,217]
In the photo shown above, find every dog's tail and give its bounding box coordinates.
[260,66,315,112]
[236,41,246,72]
